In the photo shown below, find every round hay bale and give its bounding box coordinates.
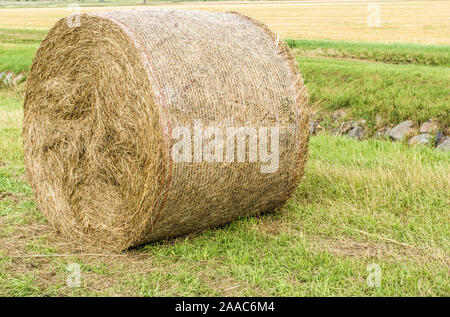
[23,9,309,250]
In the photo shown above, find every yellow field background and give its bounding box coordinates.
[0,0,449,44]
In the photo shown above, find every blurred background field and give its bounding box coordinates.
[0,1,449,44]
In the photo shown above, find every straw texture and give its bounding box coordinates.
[23,9,309,250]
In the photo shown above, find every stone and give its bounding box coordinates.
[309,120,323,136]
[436,137,450,151]
[375,127,391,139]
[339,121,358,134]
[389,120,414,141]
[435,131,444,147]
[12,74,24,86]
[408,133,432,146]
[332,109,347,121]
[3,72,13,86]
[420,120,438,134]
[375,131,385,139]
[309,121,316,136]
[347,126,364,140]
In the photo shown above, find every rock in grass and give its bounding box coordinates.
[339,121,358,134]
[12,74,25,86]
[3,72,13,86]
[389,120,413,141]
[347,126,365,140]
[435,131,444,146]
[332,109,347,121]
[408,133,432,146]
[436,137,450,151]
[309,120,323,136]
[420,120,438,134]
[375,127,391,139]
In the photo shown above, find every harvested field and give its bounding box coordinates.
[0,1,449,44]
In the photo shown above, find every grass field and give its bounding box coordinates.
[301,56,450,129]
[0,1,449,296]
[1,111,449,295]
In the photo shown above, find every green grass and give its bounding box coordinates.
[1,126,448,295]
[0,28,43,73]
[299,57,450,131]
[286,39,450,67]
[287,39,450,131]
[0,89,23,165]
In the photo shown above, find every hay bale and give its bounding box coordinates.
[23,9,309,250]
